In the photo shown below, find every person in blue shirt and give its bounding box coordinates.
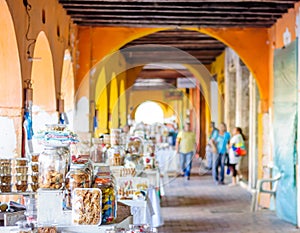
[205,122,219,170]
[209,122,230,185]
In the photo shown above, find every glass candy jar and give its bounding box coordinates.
[39,146,69,190]
[107,146,125,166]
[93,175,117,224]
[65,164,91,209]
[90,138,106,163]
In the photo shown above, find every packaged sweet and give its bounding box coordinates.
[15,174,28,182]
[16,166,29,174]
[37,225,57,233]
[0,183,12,192]
[31,163,39,172]
[16,158,28,166]
[31,153,39,162]
[1,174,12,183]
[16,181,28,192]
[72,188,102,225]
[93,176,117,224]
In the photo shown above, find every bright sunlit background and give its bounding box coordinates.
[135,101,164,124]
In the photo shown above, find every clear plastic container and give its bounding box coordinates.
[31,172,39,183]
[30,183,39,192]
[0,166,12,175]
[31,153,39,163]
[1,174,12,183]
[16,166,29,174]
[0,159,12,166]
[39,146,69,190]
[16,181,28,192]
[15,174,28,182]
[31,163,39,173]
[0,183,12,192]
[72,188,102,225]
[65,164,91,209]
[93,176,117,224]
[16,158,28,166]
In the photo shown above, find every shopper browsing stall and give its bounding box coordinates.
[175,122,196,180]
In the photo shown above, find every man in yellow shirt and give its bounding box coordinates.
[175,122,196,180]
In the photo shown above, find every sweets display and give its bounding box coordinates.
[0,159,12,192]
[108,147,125,166]
[15,174,28,182]
[90,138,105,163]
[31,153,39,162]
[39,146,69,190]
[72,188,102,225]
[34,124,78,147]
[16,181,28,192]
[37,226,57,233]
[93,177,117,224]
[110,129,121,146]
[31,163,39,172]
[117,178,149,200]
[0,184,12,192]
[30,183,39,192]
[39,170,64,189]
[65,164,91,209]
[127,139,143,154]
[16,166,29,174]
[0,175,12,183]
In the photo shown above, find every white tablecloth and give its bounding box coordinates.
[156,148,180,174]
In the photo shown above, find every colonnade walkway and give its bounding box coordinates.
[158,164,298,233]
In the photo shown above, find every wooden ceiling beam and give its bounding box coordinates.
[73,18,276,27]
[126,41,225,50]
[68,13,280,21]
[59,0,297,4]
[76,22,274,27]
[65,8,286,16]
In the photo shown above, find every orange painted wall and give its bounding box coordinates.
[76,27,271,112]
[76,27,166,90]
[5,0,75,101]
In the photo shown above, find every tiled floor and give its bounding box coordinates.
[158,165,298,233]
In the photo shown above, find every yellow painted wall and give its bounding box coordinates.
[210,52,225,124]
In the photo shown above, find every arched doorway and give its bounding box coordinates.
[31,31,56,151]
[135,101,164,124]
[61,49,75,129]
[0,0,22,158]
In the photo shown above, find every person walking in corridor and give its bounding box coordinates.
[210,122,230,185]
[228,127,246,186]
[205,121,219,170]
[176,122,196,181]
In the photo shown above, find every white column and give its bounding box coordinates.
[236,60,250,130]
[224,48,236,131]
[248,74,258,189]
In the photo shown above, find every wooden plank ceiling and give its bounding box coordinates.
[59,0,298,28]
[59,0,298,69]
[121,29,226,65]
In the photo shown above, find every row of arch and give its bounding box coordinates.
[0,0,74,156]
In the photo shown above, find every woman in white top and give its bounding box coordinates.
[228,127,246,186]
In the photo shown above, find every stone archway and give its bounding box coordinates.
[61,49,75,129]
[0,0,22,158]
[31,31,56,151]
